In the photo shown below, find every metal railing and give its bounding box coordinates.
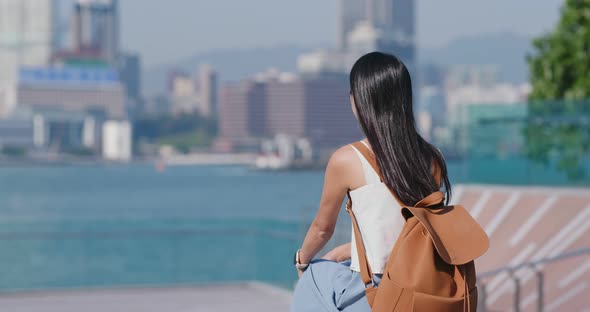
[477,246,590,312]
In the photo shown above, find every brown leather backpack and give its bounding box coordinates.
[347,141,489,312]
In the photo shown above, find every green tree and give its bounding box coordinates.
[526,0,590,181]
[133,112,218,153]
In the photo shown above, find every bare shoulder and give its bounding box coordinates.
[324,143,365,190]
[327,144,358,170]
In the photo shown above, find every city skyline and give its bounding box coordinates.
[55,0,563,66]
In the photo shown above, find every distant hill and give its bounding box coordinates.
[142,44,322,96]
[419,33,534,84]
[142,33,535,96]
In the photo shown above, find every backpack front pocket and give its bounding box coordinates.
[370,275,414,312]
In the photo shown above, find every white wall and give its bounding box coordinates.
[102,120,131,162]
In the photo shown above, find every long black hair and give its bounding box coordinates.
[350,51,451,206]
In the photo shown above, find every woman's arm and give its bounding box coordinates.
[297,147,355,272]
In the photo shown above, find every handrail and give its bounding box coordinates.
[477,246,590,312]
[478,246,590,279]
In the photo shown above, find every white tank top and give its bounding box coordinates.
[349,142,405,274]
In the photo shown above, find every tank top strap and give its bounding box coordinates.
[350,143,381,184]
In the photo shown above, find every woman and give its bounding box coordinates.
[291,51,451,311]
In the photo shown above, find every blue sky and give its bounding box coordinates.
[60,0,563,66]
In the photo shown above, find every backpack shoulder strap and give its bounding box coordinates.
[350,142,401,208]
[351,141,382,180]
[346,192,373,285]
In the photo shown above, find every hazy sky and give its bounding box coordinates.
[78,0,563,66]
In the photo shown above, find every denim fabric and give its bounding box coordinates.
[291,260,381,312]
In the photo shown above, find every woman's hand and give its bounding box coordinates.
[322,243,351,262]
[297,268,305,278]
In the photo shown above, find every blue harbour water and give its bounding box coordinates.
[0,158,584,292]
[0,165,323,291]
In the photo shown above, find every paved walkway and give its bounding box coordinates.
[0,283,292,312]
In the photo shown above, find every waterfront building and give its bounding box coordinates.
[102,119,131,161]
[16,66,126,119]
[217,72,360,154]
[266,75,360,150]
[0,116,34,149]
[32,109,98,151]
[217,80,267,151]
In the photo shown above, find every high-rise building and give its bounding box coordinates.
[0,0,57,116]
[337,0,367,51]
[304,0,416,80]
[389,0,414,41]
[348,0,416,82]
[266,79,306,138]
[199,65,217,118]
[217,72,361,152]
[73,0,119,65]
[117,52,142,117]
[0,0,56,72]
[301,77,361,148]
[266,76,360,149]
[218,81,267,144]
[168,71,199,115]
[338,0,415,49]
[118,53,141,100]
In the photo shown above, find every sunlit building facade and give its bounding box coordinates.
[0,0,57,116]
[218,73,361,152]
